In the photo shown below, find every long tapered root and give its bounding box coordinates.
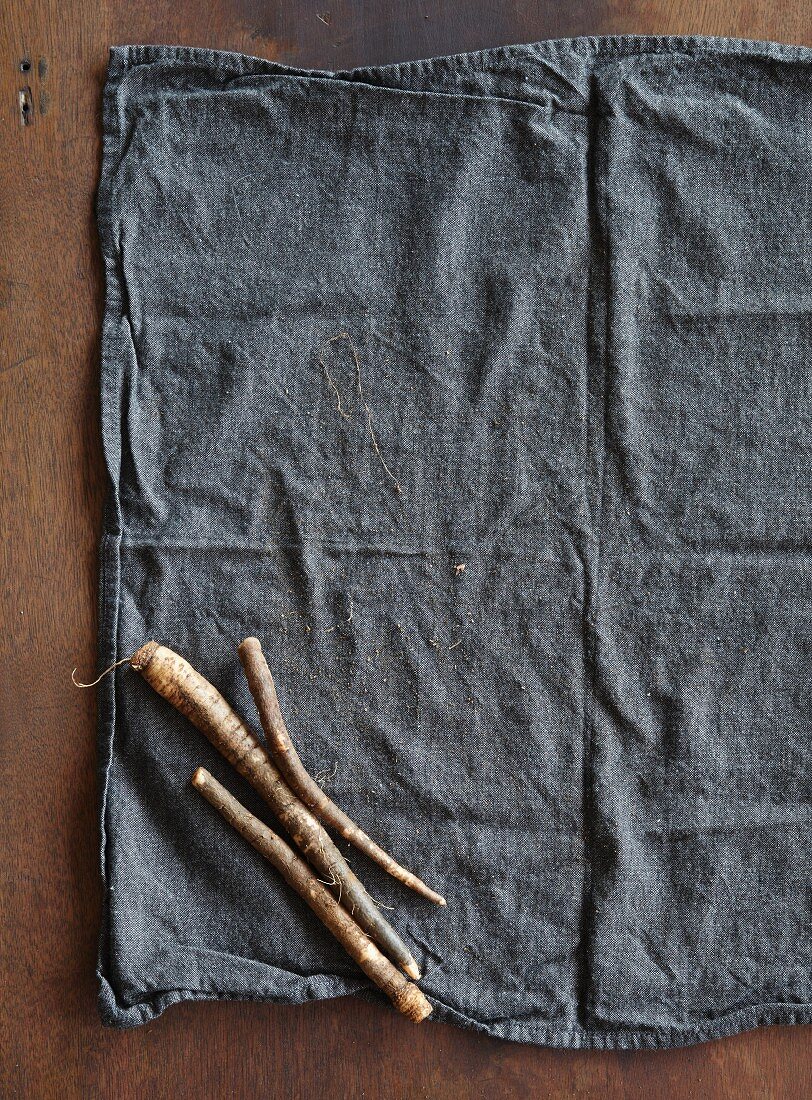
[130,641,420,979]
[191,767,432,1023]
[238,636,446,907]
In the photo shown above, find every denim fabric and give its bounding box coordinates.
[96,36,812,1046]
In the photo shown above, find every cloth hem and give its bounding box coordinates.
[98,977,812,1047]
[108,34,812,77]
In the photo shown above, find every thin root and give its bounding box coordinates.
[325,333,402,496]
[320,356,351,421]
[72,655,131,687]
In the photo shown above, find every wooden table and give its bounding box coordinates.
[2,3,811,1096]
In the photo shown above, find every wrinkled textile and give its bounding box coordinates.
[96,36,812,1046]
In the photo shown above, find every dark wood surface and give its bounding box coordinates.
[2,3,812,1097]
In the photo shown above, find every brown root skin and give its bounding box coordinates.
[238,636,446,907]
[191,768,432,1023]
[131,641,420,980]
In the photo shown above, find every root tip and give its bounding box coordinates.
[394,984,433,1022]
[191,767,209,788]
[131,640,159,671]
[404,962,421,980]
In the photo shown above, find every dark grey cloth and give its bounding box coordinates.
[96,36,812,1046]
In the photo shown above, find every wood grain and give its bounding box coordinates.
[1,3,811,1097]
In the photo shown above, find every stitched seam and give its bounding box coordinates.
[577,63,614,1031]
